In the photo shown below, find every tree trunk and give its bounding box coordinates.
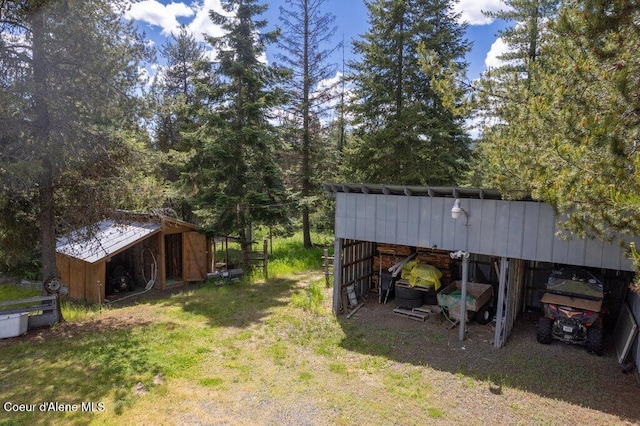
[31,6,59,282]
[38,166,58,281]
[302,0,313,248]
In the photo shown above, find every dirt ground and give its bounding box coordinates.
[344,298,640,422]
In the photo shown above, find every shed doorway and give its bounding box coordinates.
[165,233,183,283]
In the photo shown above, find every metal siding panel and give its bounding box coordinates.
[346,193,357,218]
[452,198,470,251]
[355,215,367,240]
[396,219,408,245]
[386,196,398,222]
[363,219,376,242]
[601,238,623,270]
[334,191,637,271]
[366,194,376,220]
[418,197,433,248]
[536,205,556,262]
[335,216,346,238]
[480,200,497,256]
[440,198,456,250]
[397,196,409,224]
[356,194,367,219]
[552,228,570,265]
[566,237,587,266]
[335,193,346,218]
[494,201,510,257]
[466,199,483,253]
[407,221,419,246]
[383,196,399,244]
[385,218,398,244]
[521,203,540,260]
[375,219,386,241]
[619,252,634,271]
[583,238,603,268]
[396,196,410,245]
[376,196,386,220]
[507,202,525,258]
[345,217,357,239]
[408,197,421,223]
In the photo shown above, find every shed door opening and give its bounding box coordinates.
[165,234,183,282]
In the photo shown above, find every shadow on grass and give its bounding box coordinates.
[0,275,303,425]
[338,301,640,423]
[0,325,162,426]
[140,276,301,328]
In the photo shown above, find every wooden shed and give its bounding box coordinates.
[56,215,209,303]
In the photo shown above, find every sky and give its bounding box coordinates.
[123,0,512,82]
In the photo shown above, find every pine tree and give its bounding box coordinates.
[154,27,209,153]
[0,0,153,279]
[345,0,472,186]
[277,0,341,247]
[153,27,211,221]
[185,0,288,266]
[471,1,559,188]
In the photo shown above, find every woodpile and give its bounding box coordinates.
[372,244,454,292]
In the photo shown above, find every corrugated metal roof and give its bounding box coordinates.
[322,183,532,201]
[56,219,161,264]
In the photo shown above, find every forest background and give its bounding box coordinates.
[2,0,640,283]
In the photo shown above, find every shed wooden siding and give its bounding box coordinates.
[334,192,634,271]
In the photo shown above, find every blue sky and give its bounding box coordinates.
[124,0,510,82]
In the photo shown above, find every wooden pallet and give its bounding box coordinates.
[393,308,429,321]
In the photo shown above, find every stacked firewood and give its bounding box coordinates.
[372,244,454,291]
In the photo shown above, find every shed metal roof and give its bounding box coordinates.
[56,219,161,264]
[322,183,532,200]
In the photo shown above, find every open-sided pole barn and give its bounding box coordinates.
[324,183,640,365]
[56,215,209,303]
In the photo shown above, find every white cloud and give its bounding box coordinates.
[484,37,510,69]
[186,0,229,42]
[452,0,506,25]
[124,1,195,36]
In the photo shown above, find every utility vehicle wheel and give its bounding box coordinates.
[474,304,494,325]
[586,326,603,356]
[536,317,553,344]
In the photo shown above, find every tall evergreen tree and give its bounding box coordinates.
[185,0,288,266]
[153,27,210,221]
[277,0,340,247]
[0,0,153,279]
[345,0,472,186]
[154,27,209,153]
[470,0,559,187]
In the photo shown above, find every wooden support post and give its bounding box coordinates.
[263,239,268,279]
[459,252,470,341]
[332,238,343,315]
[494,257,508,348]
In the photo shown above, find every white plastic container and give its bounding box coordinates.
[0,312,29,339]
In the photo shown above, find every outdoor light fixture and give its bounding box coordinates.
[451,198,468,225]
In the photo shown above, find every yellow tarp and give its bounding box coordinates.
[401,260,442,290]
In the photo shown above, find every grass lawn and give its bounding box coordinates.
[0,234,638,425]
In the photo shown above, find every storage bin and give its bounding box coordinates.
[0,312,29,339]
